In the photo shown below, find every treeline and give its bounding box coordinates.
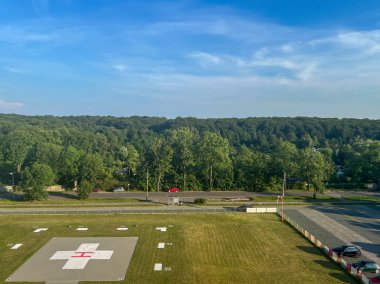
[0,114,379,200]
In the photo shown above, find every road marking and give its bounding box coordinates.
[50,243,113,269]
[33,228,48,233]
[11,244,22,249]
[154,263,162,271]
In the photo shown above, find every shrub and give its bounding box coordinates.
[194,198,206,205]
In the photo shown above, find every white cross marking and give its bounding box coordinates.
[50,243,113,269]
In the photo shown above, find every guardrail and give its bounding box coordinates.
[278,211,372,284]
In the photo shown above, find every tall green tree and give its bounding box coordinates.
[345,140,380,183]
[1,131,35,172]
[120,144,140,174]
[58,146,82,188]
[198,132,232,190]
[78,153,105,183]
[144,137,173,191]
[21,163,55,200]
[299,148,334,198]
[169,128,197,190]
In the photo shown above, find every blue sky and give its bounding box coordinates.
[1,0,380,118]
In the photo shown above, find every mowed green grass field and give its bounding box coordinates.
[0,213,355,284]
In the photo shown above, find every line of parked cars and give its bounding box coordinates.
[91,186,126,192]
[332,245,380,281]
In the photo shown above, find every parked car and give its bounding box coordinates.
[113,187,125,192]
[167,187,180,193]
[332,245,361,257]
[92,187,101,192]
[352,261,380,273]
[236,204,254,212]
[371,275,380,283]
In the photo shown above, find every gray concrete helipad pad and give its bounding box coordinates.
[6,237,138,283]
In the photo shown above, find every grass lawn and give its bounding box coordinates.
[0,214,356,284]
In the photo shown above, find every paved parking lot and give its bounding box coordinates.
[286,205,380,278]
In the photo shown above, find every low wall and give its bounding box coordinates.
[246,207,277,213]
[278,211,371,284]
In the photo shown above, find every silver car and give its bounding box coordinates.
[113,187,125,192]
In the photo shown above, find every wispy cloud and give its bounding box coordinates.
[112,64,127,71]
[190,52,221,65]
[32,0,50,16]
[0,26,58,44]
[0,99,25,109]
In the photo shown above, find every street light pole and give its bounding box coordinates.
[281,172,287,222]
[146,168,149,201]
[9,173,14,201]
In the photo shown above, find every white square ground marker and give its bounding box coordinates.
[11,244,23,250]
[157,243,165,249]
[76,228,88,231]
[156,227,167,232]
[33,228,48,233]
[117,227,128,231]
[154,263,163,271]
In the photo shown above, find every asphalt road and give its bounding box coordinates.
[287,204,380,279]
[2,186,380,202]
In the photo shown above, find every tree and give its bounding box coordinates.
[272,141,299,178]
[169,128,197,190]
[21,163,55,200]
[198,132,232,190]
[78,153,105,183]
[144,137,173,191]
[1,131,35,172]
[345,140,380,183]
[24,142,62,174]
[58,146,82,188]
[77,180,93,199]
[299,148,334,198]
[120,144,140,174]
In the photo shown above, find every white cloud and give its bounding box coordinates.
[112,64,127,71]
[32,0,50,16]
[190,52,221,65]
[0,99,25,109]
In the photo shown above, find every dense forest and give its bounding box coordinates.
[1,114,379,200]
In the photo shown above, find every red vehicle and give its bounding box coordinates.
[372,275,380,283]
[167,187,180,193]
[92,187,101,192]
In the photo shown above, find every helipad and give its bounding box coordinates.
[7,237,138,283]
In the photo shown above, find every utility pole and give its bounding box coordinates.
[10,173,15,201]
[146,168,149,201]
[281,172,287,222]
[282,171,287,197]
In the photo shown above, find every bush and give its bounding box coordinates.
[194,198,207,205]
[77,180,93,199]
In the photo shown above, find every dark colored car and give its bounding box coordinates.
[352,261,380,273]
[371,275,380,283]
[236,204,254,212]
[332,245,361,257]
